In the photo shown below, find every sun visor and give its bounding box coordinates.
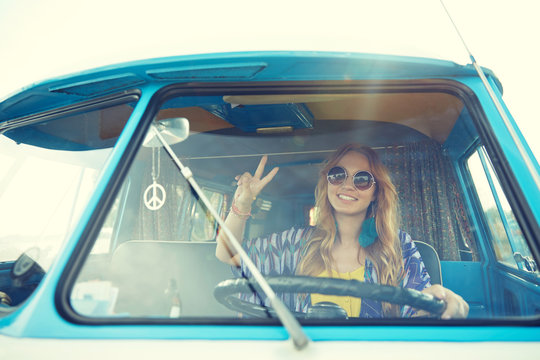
[204,103,314,133]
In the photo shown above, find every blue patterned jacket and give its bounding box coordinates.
[233,226,431,318]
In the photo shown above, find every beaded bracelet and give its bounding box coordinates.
[231,201,251,219]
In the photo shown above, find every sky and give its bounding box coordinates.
[0,0,539,158]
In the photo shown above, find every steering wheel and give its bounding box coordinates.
[214,276,446,318]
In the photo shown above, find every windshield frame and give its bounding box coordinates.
[54,80,540,328]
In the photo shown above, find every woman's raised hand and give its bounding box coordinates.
[233,155,279,212]
[217,156,278,265]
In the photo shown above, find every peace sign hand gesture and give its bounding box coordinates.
[233,155,279,213]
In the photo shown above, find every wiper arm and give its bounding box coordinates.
[151,125,310,350]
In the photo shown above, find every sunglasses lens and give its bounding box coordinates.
[327,166,346,185]
[353,171,374,190]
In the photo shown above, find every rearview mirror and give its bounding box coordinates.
[143,117,190,147]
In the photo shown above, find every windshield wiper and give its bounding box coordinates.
[150,124,310,350]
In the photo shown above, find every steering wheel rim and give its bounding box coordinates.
[214,276,446,318]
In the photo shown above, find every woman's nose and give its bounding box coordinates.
[341,175,356,189]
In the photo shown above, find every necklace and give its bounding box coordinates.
[143,147,167,211]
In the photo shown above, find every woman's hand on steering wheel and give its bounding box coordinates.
[422,284,469,319]
[234,155,279,212]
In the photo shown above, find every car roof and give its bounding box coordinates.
[0,51,500,123]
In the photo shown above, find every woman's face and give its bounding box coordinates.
[327,151,376,218]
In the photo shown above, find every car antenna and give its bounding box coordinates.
[150,125,310,351]
[440,0,540,190]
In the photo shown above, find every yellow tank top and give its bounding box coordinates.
[311,266,365,318]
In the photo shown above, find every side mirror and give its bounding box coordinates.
[143,117,190,147]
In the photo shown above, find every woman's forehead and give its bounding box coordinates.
[336,151,371,171]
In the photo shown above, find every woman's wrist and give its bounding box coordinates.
[231,200,252,219]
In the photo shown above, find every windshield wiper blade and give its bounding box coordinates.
[151,125,310,350]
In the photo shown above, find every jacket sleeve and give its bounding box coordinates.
[399,231,432,317]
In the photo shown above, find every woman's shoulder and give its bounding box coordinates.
[282,225,315,244]
[397,229,413,245]
[397,229,419,258]
[248,225,314,247]
[273,225,314,239]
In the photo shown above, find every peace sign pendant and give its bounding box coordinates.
[144,181,167,211]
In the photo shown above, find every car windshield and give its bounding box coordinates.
[61,85,539,323]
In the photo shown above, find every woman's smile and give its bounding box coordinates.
[337,193,358,201]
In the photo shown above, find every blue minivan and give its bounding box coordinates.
[0,50,539,357]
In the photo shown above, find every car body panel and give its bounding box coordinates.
[2,337,539,360]
[0,51,539,356]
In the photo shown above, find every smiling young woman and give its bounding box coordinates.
[216,143,469,319]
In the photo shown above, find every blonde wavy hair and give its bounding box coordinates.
[297,144,404,316]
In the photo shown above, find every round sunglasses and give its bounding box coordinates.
[327,166,376,191]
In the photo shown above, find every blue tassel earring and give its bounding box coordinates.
[358,202,378,247]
